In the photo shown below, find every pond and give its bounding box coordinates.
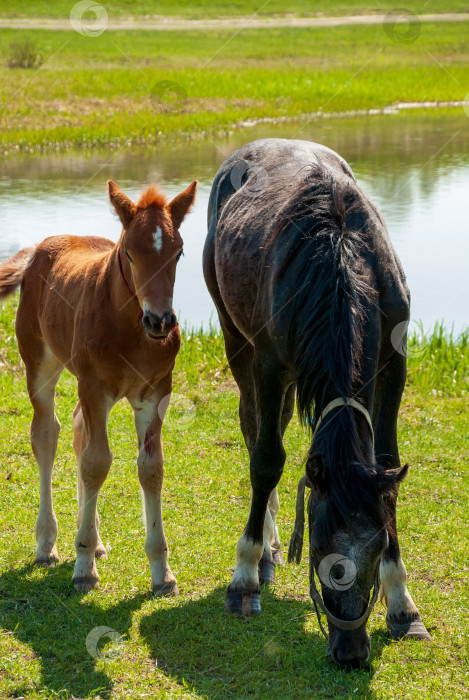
[1,110,468,332]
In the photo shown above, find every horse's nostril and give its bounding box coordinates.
[332,647,369,669]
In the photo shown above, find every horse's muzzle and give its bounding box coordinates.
[142,310,177,339]
[329,626,371,669]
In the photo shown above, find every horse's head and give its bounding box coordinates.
[306,452,408,668]
[108,179,197,339]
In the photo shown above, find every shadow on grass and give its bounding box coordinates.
[0,562,147,698]
[140,585,392,699]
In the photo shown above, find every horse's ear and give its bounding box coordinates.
[375,463,409,493]
[166,180,198,230]
[306,452,328,493]
[108,180,137,229]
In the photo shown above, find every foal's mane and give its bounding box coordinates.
[271,165,384,533]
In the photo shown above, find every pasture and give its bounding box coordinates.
[1,1,468,697]
[0,20,468,152]
[0,294,468,698]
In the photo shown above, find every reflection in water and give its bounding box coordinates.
[0,111,468,330]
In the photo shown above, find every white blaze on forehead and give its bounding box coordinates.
[152,226,163,253]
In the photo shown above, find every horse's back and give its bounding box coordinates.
[17,235,115,363]
[205,138,408,345]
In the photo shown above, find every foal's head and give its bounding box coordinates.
[108,179,197,339]
[306,451,408,668]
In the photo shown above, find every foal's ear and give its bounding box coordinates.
[375,463,409,493]
[166,180,198,230]
[108,180,137,229]
[306,452,328,493]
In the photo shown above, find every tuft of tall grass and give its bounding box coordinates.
[6,36,43,69]
[407,323,469,396]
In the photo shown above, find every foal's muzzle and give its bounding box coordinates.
[142,310,177,339]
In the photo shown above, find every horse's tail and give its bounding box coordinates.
[0,247,35,301]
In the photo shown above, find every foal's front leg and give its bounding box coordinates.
[72,383,113,592]
[226,360,287,614]
[132,392,178,596]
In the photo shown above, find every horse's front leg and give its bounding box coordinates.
[226,359,287,615]
[73,381,114,592]
[373,350,431,640]
[131,388,178,596]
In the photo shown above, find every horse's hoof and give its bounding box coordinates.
[271,547,284,566]
[225,590,261,615]
[152,581,179,597]
[387,614,432,641]
[73,576,99,592]
[258,557,276,586]
[34,554,59,568]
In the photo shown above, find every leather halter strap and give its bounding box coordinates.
[313,397,374,443]
[117,250,143,320]
[309,396,377,641]
[309,561,380,640]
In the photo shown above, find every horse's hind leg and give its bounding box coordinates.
[373,350,431,641]
[25,344,63,566]
[73,401,107,559]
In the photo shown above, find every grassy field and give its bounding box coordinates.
[0,294,468,699]
[0,20,468,152]
[1,1,468,19]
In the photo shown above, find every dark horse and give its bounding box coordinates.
[203,139,430,668]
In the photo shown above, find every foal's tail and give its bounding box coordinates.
[0,248,35,301]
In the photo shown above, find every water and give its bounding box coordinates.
[1,111,468,331]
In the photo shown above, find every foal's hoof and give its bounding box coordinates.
[387,613,432,641]
[225,590,261,616]
[73,575,99,593]
[152,581,179,597]
[258,557,276,586]
[34,551,59,568]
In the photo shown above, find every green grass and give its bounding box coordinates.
[0,1,468,19]
[0,293,468,698]
[0,21,468,152]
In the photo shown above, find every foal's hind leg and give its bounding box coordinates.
[73,401,107,559]
[25,345,63,566]
[374,351,431,641]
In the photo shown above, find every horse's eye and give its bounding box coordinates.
[176,249,184,262]
[125,250,133,263]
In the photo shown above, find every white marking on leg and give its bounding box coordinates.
[152,226,163,253]
[268,487,281,550]
[230,532,264,590]
[380,556,419,616]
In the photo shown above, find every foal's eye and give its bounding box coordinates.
[125,250,133,263]
[176,249,184,262]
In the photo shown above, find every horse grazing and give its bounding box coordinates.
[0,178,197,594]
[203,138,430,668]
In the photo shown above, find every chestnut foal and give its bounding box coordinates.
[0,179,197,593]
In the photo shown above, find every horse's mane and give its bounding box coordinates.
[137,185,168,210]
[271,165,385,535]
